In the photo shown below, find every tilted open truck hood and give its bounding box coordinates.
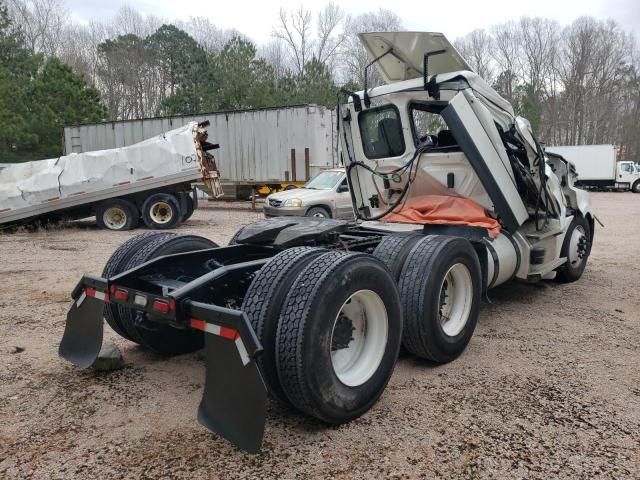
[358,31,471,83]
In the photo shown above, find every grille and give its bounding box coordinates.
[269,198,282,207]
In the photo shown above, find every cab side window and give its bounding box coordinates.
[358,106,405,159]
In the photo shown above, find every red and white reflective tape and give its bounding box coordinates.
[76,287,109,307]
[190,318,250,366]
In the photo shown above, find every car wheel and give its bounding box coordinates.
[305,206,331,218]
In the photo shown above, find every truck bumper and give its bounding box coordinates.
[59,274,267,453]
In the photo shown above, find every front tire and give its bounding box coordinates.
[399,235,481,363]
[276,252,402,423]
[632,180,640,194]
[556,216,591,283]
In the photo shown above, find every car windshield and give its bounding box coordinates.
[304,171,343,190]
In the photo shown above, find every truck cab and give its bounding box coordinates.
[617,161,640,192]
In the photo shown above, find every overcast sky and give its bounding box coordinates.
[66,0,640,43]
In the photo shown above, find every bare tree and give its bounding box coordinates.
[174,16,240,54]
[316,2,346,69]
[7,0,67,56]
[491,21,521,103]
[273,6,313,76]
[454,29,495,83]
[339,8,403,86]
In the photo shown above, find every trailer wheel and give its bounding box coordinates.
[181,195,195,222]
[242,247,326,403]
[142,193,182,229]
[556,216,591,283]
[372,232,424,281]
[118,234,219,354]
[102,232,170,341]
[276,252,402,423]
[399,235,481,363]
[96,198,139,231]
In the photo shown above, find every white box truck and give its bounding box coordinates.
[546,144,640,193]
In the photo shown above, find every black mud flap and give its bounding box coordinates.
[189,301,267,453]
[198,334,267,453]
[58,275,107,369]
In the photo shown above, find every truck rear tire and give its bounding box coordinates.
[276,251,402,423]
[102,232,168,340]
[96,198,139,231]
[399,235,481,363]
[116,234,219,354]
[556,216,591,283]
[142,193,182,229]
[241,247,326,404]
[372,232,424,280]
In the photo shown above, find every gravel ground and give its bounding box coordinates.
[0,194,638,479]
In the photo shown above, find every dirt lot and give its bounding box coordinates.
[0,193,638,479]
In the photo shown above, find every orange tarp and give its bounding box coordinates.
[385,194,502,237]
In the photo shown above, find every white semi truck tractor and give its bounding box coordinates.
[58,32,594,453]
[546,144,640,193]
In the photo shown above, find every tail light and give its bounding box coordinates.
[152,299,175,314]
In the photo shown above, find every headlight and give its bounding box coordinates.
[283,198,302,207]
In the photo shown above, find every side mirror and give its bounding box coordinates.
[338,184,349,193]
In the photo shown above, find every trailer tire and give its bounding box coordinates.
[242,247,326,404]
[399,235,481,363]
[556,216,591,283]
[372,232,424,281]
[102,232,168,340]
[142,193,182,229]
[96,198,139,231]
[276,251,402,423]
[632,180,640,194]
[118,234,219,354]
[181,195,195,222]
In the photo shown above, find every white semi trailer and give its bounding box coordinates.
[0,122,221,230]
[63,104,338,198]
[546,144,640,193]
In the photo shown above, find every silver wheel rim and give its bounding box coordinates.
[311,210,327,218]
[568,225,587,267]
[150,201,173,224]
[330,289,388,387]
[103,207,127,230]
[438,263,473,337]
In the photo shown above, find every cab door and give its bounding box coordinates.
[617,162,637,186]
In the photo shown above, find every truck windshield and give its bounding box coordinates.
[358,105,405,159]
[304,171,344,190]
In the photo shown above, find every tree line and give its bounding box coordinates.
[1,0,639,162]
